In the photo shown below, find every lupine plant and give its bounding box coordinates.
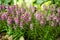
[0,4,60,40]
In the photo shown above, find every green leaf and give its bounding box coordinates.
[36,0,48,4]
[0,0,1,4]
[7,27,13,35]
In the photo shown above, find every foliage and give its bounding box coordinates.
[0,0,14,5]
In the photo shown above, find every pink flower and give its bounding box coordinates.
[8,6,13,12]
[53,16,57,20]
[4,12,8,19]
[0,5,1,10]
[21,14,26,21]
[21,11,31,24]
[57,8,60,13]
[43,5,47,11]
[30,5,35,13]
[35,11,44,21]
[7,16,12,26]
[11,12,15,18]
[40,20,46,26]
[16,10,20,16]
[20,21,23,29]
[21,7,25,14]
[1,5,5,10]
[48,14,53,20]
[14,17,19,25]
[1,14,5,20]
[1,12,8,20]
[14,5,18,11]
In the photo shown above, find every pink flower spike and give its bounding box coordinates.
[30,5,35,13]
[14,17,19,25]
[21,7,25,14]
[20,21,23,29]
[58,8,60,13]
[1,14,5,20]
[7,16,12,27]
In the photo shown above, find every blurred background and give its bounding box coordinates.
[0,0,60,7]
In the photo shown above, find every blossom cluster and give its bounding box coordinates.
[0,4,60,30]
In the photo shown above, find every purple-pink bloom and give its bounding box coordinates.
[43,5,47,11]
[11,12,15,18]
[8,6,13,12]
[48,14,54,20]
[14,17,19,25]
[21,14,26,21]
[21,7,25,14]
[57,8,60,13]
[30,5,35,13]
[1,12,8,20]
[16,10,20,16]
[7,16,12,26]
[4,12,8,19]
[21,11,31,24]
[1,5,5,10]
[35,11,43,21]
[1,14,5,20]
[0,5,1,10]
[53,16,57,20]
[20,21,23,29]
[14,5,18,11]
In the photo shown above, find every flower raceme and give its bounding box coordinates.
[35,11,46,26]
[21,11,31,24]
[20,21,23,29]
[1,12,8,20]
[14,16,19,25]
